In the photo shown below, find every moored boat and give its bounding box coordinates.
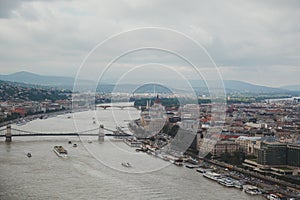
[243,185,262,195]
[53,146,68,157]
[185,164,198,169]
[203,172,223,181]
[196,167,207,173]
[16,119,27,126]
[218,177,234,187]
[266,194,281,200]
[233,180,243,189]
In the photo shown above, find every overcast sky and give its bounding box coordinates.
[0,0,299,87]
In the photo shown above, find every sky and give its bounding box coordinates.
[0,0,299,87]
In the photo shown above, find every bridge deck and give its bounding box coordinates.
[0,133,131,137]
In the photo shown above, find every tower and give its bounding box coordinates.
[98,125,104,142]
[5,125,12,142]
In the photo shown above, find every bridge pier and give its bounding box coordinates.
[98,125,104,142]
[5,125,12,142]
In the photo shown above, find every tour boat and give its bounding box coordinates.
[121,162,132,168]
[16,120,27,126]
[53,146,68,157]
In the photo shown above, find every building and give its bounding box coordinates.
[212,140,239,157]
[258,142,287,166]
[235,136,261,155]
[287,144,300,167]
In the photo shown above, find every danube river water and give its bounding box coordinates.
[0,106,264,200]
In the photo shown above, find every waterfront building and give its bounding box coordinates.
[243,141,300,176]
[258,142,287,166]
[235,136,261,155]
[287,144,300,167]
[211,140,239,157]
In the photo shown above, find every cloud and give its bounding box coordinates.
[0,0,299,86]
[0,0,22,18]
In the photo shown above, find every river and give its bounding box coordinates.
[0,105,264,200]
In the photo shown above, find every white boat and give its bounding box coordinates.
[121,162,132,168]
[53,146,68,158]
[243,185,262,195]
[203,172,223,181]
[218,177,234,187]
[233,180,243,189]
[267,194,281,200]
[185,164,198,169]
[174,162,183,167]
[16,119,27,126]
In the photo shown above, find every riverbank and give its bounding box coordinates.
[0,110,72,128]
[129,136,300,199]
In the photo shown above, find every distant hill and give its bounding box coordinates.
[0,71,298,95]
[223,80,289,94]
[280,84,300,91]
[0,80,71,102]
[0,71,94,90]
[188,79,293,94]
[0,71,72,85]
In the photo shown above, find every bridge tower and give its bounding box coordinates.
[5,125,12,142]
[98,125,104,142]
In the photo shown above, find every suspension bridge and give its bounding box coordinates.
[0,125,132,142]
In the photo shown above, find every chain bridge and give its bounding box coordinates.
[0,125,132,142]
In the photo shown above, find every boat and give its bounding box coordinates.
[243,185,262,195]
[218,177,234,187]
[53,146,68,157]
[185,164,198,169]
[27,153,32,158]
[267,194,281,200]
[196,167,207,173]
[16,119,27,126]
[121,162,132,168]
[187,157,199,165]
[174,161,183,167]
[203,172,223,181]
[233,180,243,189]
